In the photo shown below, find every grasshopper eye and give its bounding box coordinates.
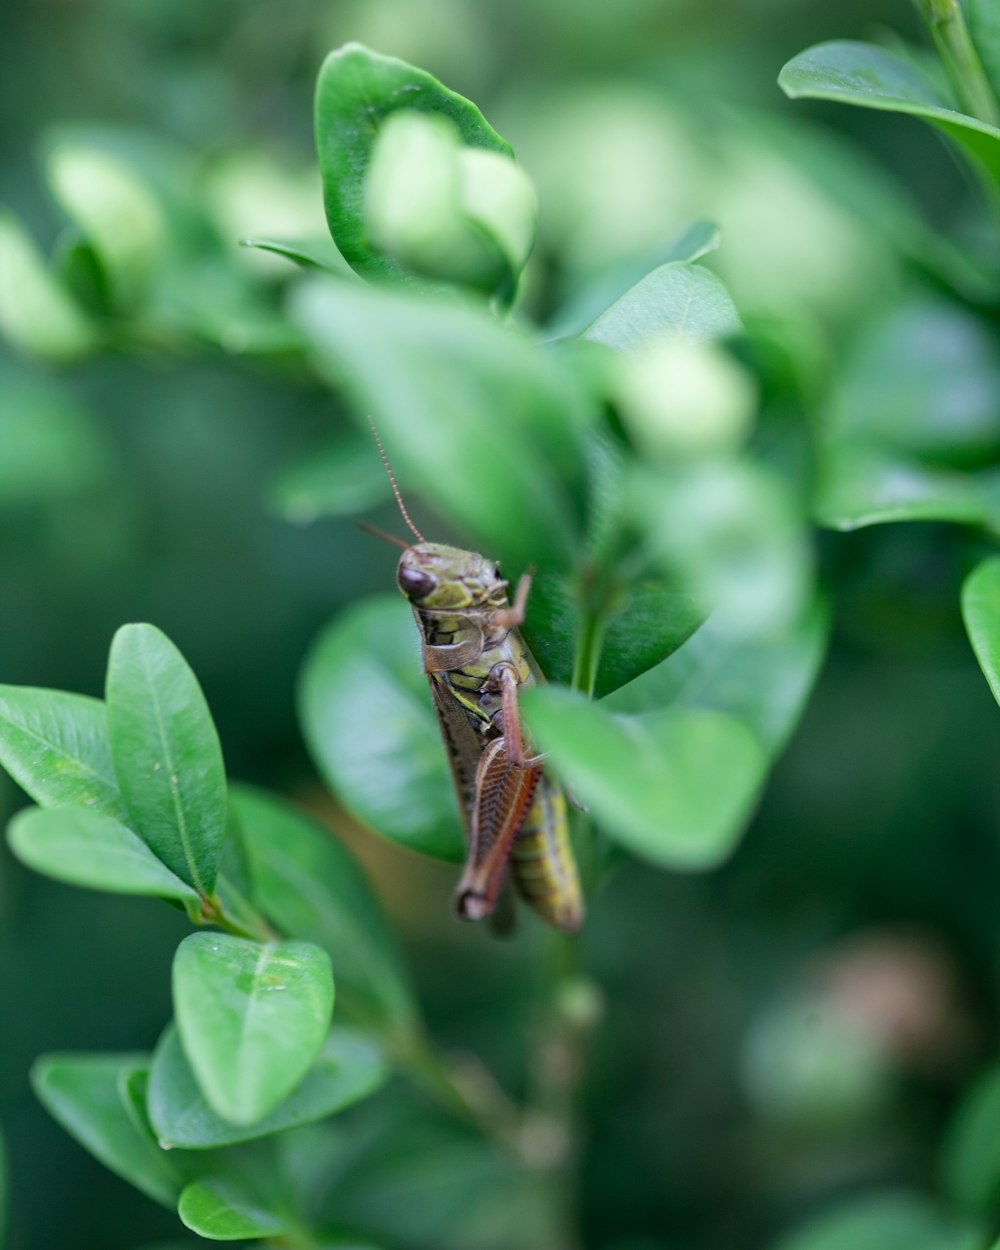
[398,565,437,600]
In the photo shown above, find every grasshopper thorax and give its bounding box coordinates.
[397,543,506,611]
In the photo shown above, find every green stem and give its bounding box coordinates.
[916,0,1000,126]
[521,932,603,1250]
[394,1029,525,1153]
[196,892,279,941]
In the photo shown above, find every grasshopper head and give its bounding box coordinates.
[397,543,504,610]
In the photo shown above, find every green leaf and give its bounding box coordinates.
[772,1190,984,1250]
[106,624,228,897]
[962,558,1000,707]
[581,262,741,354]
[525,602,828,869]
[299,596,463,862]
[31,1055,184,1207]
[815,448,1000,530]
[268,429,392,524]
[550,219,721,339]
[314,42,513,282]
[523,687,764,870]
[822,300,1000,469]
[178,1179,286,1241]
[779,41,1000,201]
[0,686,125,818]
[291,277,592,569]
[604,600,830,757]
[0,209,98,360]
[521,573,704,697]
[149,1022,387,1150]
[239,237,355,276]
[7,806,198,901]
[941,1059,1000,1216]
[173,933,334,1125]
[233,786,415,1029]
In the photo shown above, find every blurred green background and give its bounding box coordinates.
[4,1,1000,1248]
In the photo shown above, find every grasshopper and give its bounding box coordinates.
[369,423,583,933]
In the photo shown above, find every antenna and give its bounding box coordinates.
[355,519,410,550]
[367,414,424,544]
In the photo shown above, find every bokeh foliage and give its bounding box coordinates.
[4,1,1000,1249]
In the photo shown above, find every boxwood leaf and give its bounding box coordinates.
[314,42,512,282]
[178,1179,286,1241]
[31,1054,185,1207]
[962,558,1000,706]
[299,596,463,863]
[0,686,125,818]
[604,600,829,757]
[581,261,741,353]
[149,1022,387,1150]
[291,277,592,570]
[172,933,334,1125]
[233,786,416,1030]
[521,572,703,697]
[779,41,1000,201]
[772,1190,984,1250]
[6,806,198,901]
[522,688,765,870]
[815,449,1000,531]
[239,237,355,276]
[106,624,228,897]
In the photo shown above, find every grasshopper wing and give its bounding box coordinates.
[454,737,541,921]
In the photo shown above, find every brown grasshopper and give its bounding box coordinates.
[369,422,583,933]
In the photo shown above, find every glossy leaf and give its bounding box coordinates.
[291,277,592,570]
[299,596,463,862]
[6,806,198,901]
[779,41,1000,200]
[962,558,1000,708]
[550,219,721,339]
[0,686,125,818]
[523,687,764,869]
[604,601,829,757]
[815,449,1000,531]
[772,1190,984,1250]
[32,1055,184,1207]
[239,237,354,276]
[106,624,228,896]
[173,933,334,1125]
[822,300,1000,469]
[178,1179,286,1241]
[582,261,741,354]
[268,429,392,524]
[521,572,703,697]
[526,602,828,868]
[314,43,512,282]
[233,786,415,1029]
[941,1060,1000,1216]
[149,1022,387,1149]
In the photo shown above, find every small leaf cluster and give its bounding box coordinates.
[0,626,411,1243]
[291,44,826,881]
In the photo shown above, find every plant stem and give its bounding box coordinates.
[395,1029,525,1152]
[916,0,1000,126]
[521,932,603,1250]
